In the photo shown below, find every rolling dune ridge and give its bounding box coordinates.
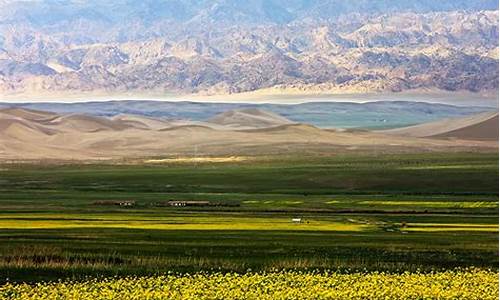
[0,108,497,160]
[381,112,499,140]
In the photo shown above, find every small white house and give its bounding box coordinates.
[292,218,302,223]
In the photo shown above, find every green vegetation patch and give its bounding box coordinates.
[0,152,497,282]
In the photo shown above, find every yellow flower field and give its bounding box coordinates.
[0,269,497,300]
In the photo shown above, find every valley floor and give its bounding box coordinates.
[0,152,497,282]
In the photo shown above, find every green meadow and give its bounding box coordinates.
[0,152,497,282]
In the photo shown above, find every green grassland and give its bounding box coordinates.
[0,152,497,282]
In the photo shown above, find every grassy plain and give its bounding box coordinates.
[0,152,497,282]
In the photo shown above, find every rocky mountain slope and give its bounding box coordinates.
[0,1,498,97]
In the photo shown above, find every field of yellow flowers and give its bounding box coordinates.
[0,269,497,300]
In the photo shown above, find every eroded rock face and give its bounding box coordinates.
[0,1,498,96]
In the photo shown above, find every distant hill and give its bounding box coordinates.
[381,112,499,140]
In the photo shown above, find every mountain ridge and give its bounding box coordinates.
[0,1,497,97]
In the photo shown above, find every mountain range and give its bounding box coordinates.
[0,0,498,98]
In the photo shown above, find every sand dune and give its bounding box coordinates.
[0,119,55,140]
[208,108,294,129]
[237,124,318,134]
[0,107,497,160]
[0,107,58,121]
[381,112,498,140]
[112,114,172,130]
[433,114,498,140]
[0,117,60,139]
[159,124,216,132]
[48,114,133,132]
